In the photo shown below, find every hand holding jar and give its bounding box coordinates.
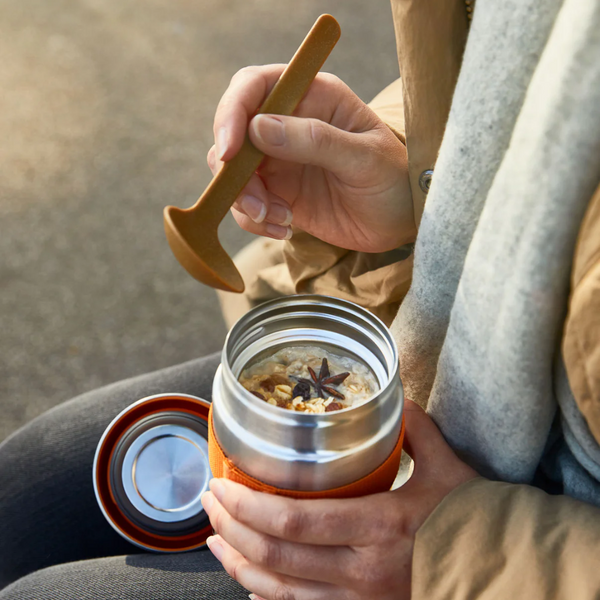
[201,401,477,600]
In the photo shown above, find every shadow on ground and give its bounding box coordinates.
[0,0,399,441]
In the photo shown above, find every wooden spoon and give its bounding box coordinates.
[163,14,341,293]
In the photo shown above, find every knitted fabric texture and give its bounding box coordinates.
[392,0,600,495]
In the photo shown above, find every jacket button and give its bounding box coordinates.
[419,169,433,193]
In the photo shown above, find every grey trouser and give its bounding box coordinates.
[0,353,248,599]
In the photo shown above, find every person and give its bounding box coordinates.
[2,1,600,599]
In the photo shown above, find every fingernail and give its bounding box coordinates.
[206,536,224,561]
[268,204,293,226]
[216,127,228,160]
[207,146,216,170]
[210,478,226,503]
[265,224,293,240]
[201,492,214,513]
[253,115,285,146]
[240,195,267,224]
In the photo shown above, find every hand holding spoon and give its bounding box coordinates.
[163,14,341,293]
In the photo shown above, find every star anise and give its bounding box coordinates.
[297,358,349,400]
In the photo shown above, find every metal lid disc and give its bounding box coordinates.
[123,423,211,523]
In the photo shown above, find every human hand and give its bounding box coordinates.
[208,65,415,251]
[201,401,478,600]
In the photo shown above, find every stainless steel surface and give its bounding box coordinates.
[419,169,434,193]
[122,424,211,523]
[212,295,403,491]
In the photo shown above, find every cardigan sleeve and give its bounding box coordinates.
[412,477,600,600]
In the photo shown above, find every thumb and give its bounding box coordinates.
[402,400,476,483]
[249,113,367,175]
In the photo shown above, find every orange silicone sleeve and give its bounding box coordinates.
[208,405,405,499]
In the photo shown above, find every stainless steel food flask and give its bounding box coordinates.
[211,295,404,492]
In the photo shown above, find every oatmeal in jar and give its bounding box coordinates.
[238,345,379,413]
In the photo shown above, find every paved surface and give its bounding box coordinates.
[0,0,399,442]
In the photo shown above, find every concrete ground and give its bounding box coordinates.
[0,0,399,442]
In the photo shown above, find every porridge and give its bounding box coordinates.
[238,345,379,413]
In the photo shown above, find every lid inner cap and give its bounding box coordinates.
[135,434,207,512]
[122,424,211,523]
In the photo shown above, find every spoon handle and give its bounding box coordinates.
[195,14,341,220]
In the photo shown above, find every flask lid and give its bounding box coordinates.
[94,394,213,552]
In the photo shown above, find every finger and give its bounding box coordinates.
[232,183,293,228]
[248,114,373,178]
[202,491,353,585]
[403,400,477,483]
[231,207,293,240]
[207,145,222,175]
[206,535,346,600]
[214,65,287,161]
[208,478,387,546]
[233,193,292,227]
[208,146,293,228]
[232,174,269,224]
[401,400,441,470]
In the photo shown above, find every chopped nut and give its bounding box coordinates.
[251,391,266,401]
[274,385,293,401]
[267,398,278,406]
[292,397,304,406]
[324,398,333,407]
[325,402,343,412]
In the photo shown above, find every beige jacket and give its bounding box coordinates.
[386,1,600,598]
[224,1,600,596]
